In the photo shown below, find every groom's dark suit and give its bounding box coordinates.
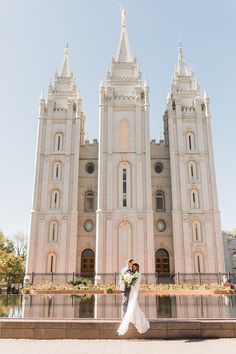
[119,267,133,317]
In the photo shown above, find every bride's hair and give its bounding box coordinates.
[133,263,140,272]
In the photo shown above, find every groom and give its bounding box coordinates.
[118,259,134,317]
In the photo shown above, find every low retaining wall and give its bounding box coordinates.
[29,289,232,295]
[0,319,236,339]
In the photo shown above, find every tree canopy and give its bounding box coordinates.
[0,230,27,288]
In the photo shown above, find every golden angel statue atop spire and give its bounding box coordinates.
[119,5,127,28]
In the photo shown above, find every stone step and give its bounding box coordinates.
[0,319,236,339]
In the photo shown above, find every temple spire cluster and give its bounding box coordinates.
[26,8,225,280]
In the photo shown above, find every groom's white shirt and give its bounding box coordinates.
[118,264,129,291]
[121,265,128,274]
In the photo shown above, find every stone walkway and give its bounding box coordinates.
[1,338,236,354]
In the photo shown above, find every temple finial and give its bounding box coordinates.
[100,77,104,88]
[119,5,127,28]
[59,45,70,77]
[176,42,188,76]
[178,41,183,60]
[204,88,209,100]
[144,77,148,87]
[115,5,133,62]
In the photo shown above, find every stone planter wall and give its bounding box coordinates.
[29,289,232,295]
[1,319,236,339]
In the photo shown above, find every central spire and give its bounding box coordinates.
[115,6,134,62]
[59,44,71,77]
[176,43,190,76]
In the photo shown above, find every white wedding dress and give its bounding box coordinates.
[117,271,150,335]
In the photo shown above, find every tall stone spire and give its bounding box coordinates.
[164,42,225,274]
[115,6,134,62]
[172,43,196,93]
[176,43,190,76]
[96,6,154,276]
[59,44,71,77]
[50,45,76,95]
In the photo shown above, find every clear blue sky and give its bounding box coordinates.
[0,0,235,237]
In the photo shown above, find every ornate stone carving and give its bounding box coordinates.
[122,215,127,223]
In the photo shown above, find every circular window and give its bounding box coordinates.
[155,162,163,174]
[156,220,166,232]
[84,220,94,232]
[86,163,95,174]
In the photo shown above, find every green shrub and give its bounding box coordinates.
[68,277,90,287]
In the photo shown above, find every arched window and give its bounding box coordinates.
[48,220,58,242]
[85,191,94,211]
[186,131,195,151]
[119,162,131,208]
[51,190,60,209]
[232,254,236,271]
[54,133,63,152]
[194,252,204,273]
[156,191,165,211]
[188,161,197,180]
[155,249,169,273]
[119,118,129,149]
[118,222,132,270]
[52,161,62,180]
[81,249,95,275]
[47,252,56,273]
[192,220,201,242]
[122,169,127,207]
[190,189,200,209]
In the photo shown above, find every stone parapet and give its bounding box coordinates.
[1,319,236,339]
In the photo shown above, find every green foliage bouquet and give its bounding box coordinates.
[120,272,138,288]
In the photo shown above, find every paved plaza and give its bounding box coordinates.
[1,339,236,354]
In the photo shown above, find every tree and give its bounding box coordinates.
[0,250,24,288]
[0,230,14,253]
[0,230,26,289]
[13,231,28,261]
[0,231,4,249]
[223,228,236,238]
[228,228,236,238]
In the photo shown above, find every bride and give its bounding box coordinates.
[117,263,150,335]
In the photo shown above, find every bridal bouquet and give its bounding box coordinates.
[120,273,138,288]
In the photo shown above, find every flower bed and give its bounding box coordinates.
[29,289,108,295]
[29,289,230,295]
[140,282,233,292]
[140,290,230,295]
[23,280,234,296]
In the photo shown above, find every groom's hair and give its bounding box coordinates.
[128,259,134,264]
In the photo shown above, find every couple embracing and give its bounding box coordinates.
[117,259,150,335]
